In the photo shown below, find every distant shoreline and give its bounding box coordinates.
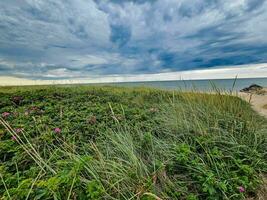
[2,77,267,91]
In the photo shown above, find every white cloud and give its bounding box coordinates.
[0,0,111,48]
[70,53,122,66]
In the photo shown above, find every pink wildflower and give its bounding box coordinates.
[238,186,245,193]
[15,128,22,134]
[54,127,61,133]
[11,135,17,141]
[2,112,10,118]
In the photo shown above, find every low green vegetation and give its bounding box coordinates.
[0,85,266,199]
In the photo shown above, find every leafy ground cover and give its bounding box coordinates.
[0,85,266,199]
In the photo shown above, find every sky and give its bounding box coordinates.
[0,0,267,84]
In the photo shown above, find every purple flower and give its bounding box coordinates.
[54,127,61,133]
[2,112,10,118]
[238,186,245,193]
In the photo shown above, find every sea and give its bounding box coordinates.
[102,77,267,92]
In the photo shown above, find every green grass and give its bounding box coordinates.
[0,85,266,199]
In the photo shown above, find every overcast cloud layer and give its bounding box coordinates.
[0,0,267,80]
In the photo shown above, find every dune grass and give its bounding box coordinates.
[0,85,266,199]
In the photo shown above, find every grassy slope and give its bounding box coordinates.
[0,85,266,200]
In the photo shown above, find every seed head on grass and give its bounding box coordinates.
[88,116,97,124]
[149,108,158,113]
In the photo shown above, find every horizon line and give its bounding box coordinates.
[1,63,267,86]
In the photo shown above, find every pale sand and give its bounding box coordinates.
[239,88,267,119]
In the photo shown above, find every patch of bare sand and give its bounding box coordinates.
[239,88,267,118]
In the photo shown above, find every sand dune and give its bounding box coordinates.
[239,88,267,118]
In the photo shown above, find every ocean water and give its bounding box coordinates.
[105,78,267,92]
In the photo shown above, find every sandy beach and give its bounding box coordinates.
[239,88,267,119]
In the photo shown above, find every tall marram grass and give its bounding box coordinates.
[0,86,266,199]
